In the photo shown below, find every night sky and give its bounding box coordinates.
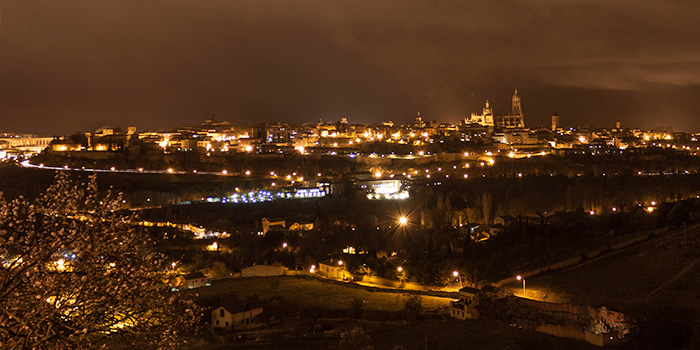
[2,0,700,135]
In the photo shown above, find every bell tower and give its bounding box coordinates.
[483,100,492,116]
[511,89,522,115]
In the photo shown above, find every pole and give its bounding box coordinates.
[516,275,525,295]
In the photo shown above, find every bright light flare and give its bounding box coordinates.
[56,259,66,272]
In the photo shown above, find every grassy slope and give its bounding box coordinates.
[522,224,700,313]
[192,275,449,313]
[371,319,598,350]
[187,276,597,350]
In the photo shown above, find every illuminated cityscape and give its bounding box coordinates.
[2,1,700,349]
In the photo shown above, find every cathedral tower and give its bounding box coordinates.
[483,100,493,116]
[511,89,522,116]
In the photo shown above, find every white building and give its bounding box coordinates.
[181,272,210,289]
[212,303,264,330]
[0,135,53,157]
[318,259,351,280]
[450,286,480,320]
[492,131,538,145]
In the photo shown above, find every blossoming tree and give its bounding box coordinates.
[0,172,198,349]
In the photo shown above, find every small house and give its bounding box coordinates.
[450,286,480,320]
[182,272,210,289]
[489,223,505,236]
[212,303,264,330]
[494,215,515,228]
[318,259,351,280]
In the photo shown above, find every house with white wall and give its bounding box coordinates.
[212,303,264,330]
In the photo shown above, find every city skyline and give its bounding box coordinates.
[5,2,700,349]
[2,1,700,134]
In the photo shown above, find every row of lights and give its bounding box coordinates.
[588,201,658,215]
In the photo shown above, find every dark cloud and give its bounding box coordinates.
[2,0,700,134]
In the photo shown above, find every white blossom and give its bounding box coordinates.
[0,172,199,350]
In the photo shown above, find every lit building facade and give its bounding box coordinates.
[467,89,525,128]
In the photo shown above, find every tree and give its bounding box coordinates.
[403,295,423,321]
[0,172,198,350]
[339,327,374,350]
[349,297,367,319]
[666,201,690,228]
[203,261,230,279]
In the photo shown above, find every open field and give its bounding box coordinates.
[187,276,601,349]
[517,223,700,313]
[370,319,598,350]
[191,275,451,313]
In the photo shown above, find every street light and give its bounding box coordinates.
[397,266,406,287]
[398,216,408,225]
[453,271,462,288]
[516,275,525,294]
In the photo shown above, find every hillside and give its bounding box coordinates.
[520,223,700,313]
